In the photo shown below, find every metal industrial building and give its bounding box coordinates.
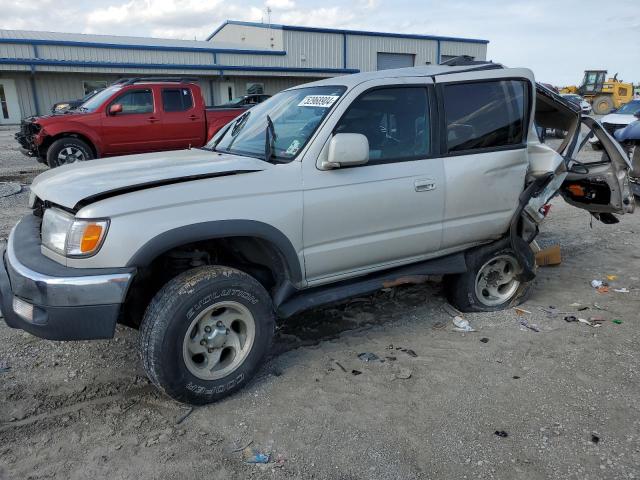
[0,20,488,123]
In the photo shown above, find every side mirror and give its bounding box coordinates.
[322,133,369,169]
[109,104,123,115]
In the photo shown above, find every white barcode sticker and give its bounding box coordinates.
[298,95,340,108]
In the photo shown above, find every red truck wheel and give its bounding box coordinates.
[46,137,94,168]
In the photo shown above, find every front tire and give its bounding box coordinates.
[46,137,94,168]
[445,244,532,312]
[139,266,275,405]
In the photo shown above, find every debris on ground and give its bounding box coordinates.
[494,430,509,438]
[613,288,630,293]
[453,316,475,332]
[519,319,540,332]
[564,315,578,323]
[231,439,254,453]
[0,361,10,373]
[402,348,417,357]
[443,303,463,318]
[0,182,21,198]
[591,279,604,289]
[539,306,572,317]
[351,369,362,376]
[591,434,600,444]
[334,361,347,373]
[431,321,447,330]
[612,319,623,325]
[385,356,397,361]
[606,275,618,281]
[394,368,412,380]
[242,447,270,464]
[480,337,489,343]
[593,303,607,311]
[578,318,601,328]
[535,244,561,266]
[274,454,286,468]
[175,407,194,425]
[597,286,609,294]
[514,307,531,315]
[357,352,380,362]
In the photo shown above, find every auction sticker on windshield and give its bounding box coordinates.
[298,95,340,108]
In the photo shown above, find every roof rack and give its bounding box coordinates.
[439,55,494,67]
[111,77,200,86]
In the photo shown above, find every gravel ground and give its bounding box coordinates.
[0,129,639,480]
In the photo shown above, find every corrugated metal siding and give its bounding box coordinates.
[440,41,487,60]
[37,45,214,65]
[347,35,438,71]
[0,42,32,58]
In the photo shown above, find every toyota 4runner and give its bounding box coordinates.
[0,63,635,404]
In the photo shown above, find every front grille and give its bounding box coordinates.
[603,123,626,136]
[14,119,41,151]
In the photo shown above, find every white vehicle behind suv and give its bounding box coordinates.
[0,62,634,404]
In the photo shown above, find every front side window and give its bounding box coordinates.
[443,80,527,153]
[334,87,430,163]
[113,89,154,114]
[211,85,346,162]
[162,88,193,112]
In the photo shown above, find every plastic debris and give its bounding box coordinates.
[453,316,475,332]
[613,288,630,293]
[394,368,412,380]
[358,352,380,362]
[591,279,604,288]
[606,275,618,281]
[480,337,489,343]
[402,348,417,357]
[334,361,347,373]
[519,319,540,332]
[385,356,397,361]
[274,454,286,468]
[494,430,509,438]
[535,244,561,266]
[612,319,623,325]
[591,434,600,444]
[569,302,582,308]
[351,369,362,376]
[443,303,463,318]
[242,447,270,464]
[512,375,521,379]
[597,286,609,294]
[589,316,605,323]
[593,303,607,311]
[514,307,531,315]
[578,318,601,328]
[564,315,578,323]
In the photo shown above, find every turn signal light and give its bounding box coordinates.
[80,224,105,253]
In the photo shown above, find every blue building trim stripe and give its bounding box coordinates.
[0,38,286,56]
[207,19,489,45]
[0,57,360,74]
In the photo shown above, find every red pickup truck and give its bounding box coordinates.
[16,78,250,167]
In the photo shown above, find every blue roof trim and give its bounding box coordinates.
[206,20,489,45]
[0,57,359,74]
[0,38,286,56]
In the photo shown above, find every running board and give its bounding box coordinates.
[277,253,467,319]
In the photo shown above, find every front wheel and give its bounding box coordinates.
[139,266,275,405]
[444,245,532,312]
[46,137,94,168]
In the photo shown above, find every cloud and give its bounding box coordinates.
[265,0,296,9]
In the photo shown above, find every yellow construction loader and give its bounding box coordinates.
[560,70,634,114]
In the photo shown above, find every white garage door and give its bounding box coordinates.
[376,53,415,71]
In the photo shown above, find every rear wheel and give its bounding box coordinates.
[445,245,532,312]
[139,266,275,405]
[592,95,614,115]
[46,137,94,168]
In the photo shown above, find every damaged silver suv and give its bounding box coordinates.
[0,63,634,404]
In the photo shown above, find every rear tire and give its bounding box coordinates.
[46,137,94,168]
[592,95,614,115]
[139,266,275,405]
[445,244,532,313]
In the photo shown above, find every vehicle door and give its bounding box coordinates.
[535,85,635,222]
[160,86,206,150]
[433,71,532,250]
[100,87,163,155]
[301,78,445,285]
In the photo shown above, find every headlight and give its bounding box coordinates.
[42,208,109,257]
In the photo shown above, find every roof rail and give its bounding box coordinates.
[111,77,200,86]
[439,55,494,67]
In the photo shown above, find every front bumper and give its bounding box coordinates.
[0,215,135,340]
[631,178,640,197]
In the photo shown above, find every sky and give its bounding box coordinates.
[1,0,639,86]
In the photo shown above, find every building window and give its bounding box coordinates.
[246,83,265,94]
[376,53,415,71]
[162,88,194,112]
[440,54,475,64]
[83,80,108,95]
[0,85,8,119]
[442,80,527,153]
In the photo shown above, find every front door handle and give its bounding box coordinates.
[148,117,160,123]
[188,115,199,121]
[414,179,436,192]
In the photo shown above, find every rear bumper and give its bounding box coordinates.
[0,215,135,340]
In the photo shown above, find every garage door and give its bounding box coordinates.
[376,53,415,71]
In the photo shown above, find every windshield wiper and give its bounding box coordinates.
[231,110,250,137]
[265,115,277,163]
[209,122,233,152]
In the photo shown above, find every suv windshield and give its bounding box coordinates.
[79,85,123,112]
[616,101,640,115]
[209,85,347,162]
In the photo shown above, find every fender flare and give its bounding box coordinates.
[125,220,303,283]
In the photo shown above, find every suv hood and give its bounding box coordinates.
[31,148,268,209]
[600,113,636,126]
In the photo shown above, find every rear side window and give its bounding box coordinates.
[113,89,153,114]
[335,87,430,163]
[162,88,194,112]
[443,80,527,153]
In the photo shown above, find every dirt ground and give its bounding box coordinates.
[1,126,639,480]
